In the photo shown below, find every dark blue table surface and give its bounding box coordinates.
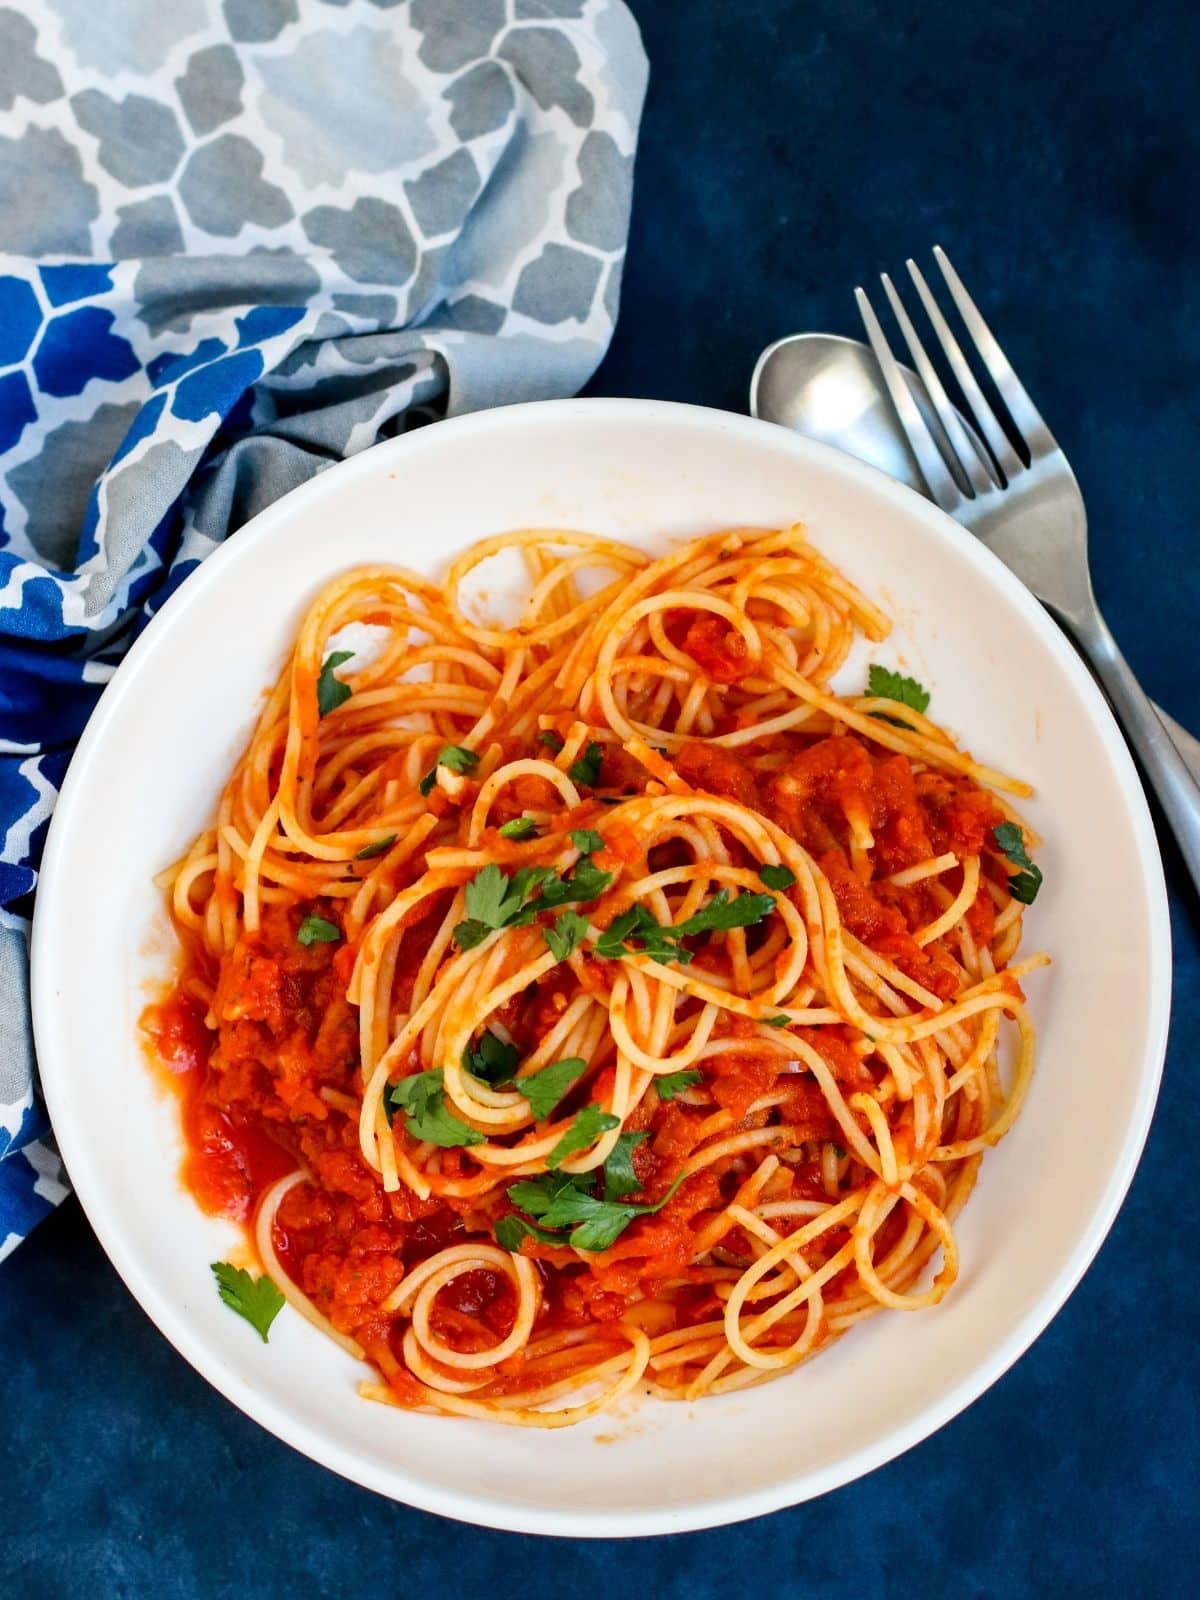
[5,3,1198,1594]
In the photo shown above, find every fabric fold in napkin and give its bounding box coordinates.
[0,0,647,1262]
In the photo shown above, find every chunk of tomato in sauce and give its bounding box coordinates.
[681,613,753,684]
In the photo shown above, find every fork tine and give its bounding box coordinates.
[880,272,995,498]
[906,258,1025,480]
[933,246,1057,458]
[855,286,963,513]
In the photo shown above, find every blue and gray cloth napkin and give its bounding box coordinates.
[0,0,647,1262]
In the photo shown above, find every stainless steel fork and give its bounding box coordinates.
[857,246,1200,894]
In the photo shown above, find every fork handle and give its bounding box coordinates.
[1072,604,1200,893]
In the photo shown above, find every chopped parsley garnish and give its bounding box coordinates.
[452,862,556,948]
[602,1130,648,1200]
[992,821,1043,905]
[655,1068,702,1101]
[297,914,340,946]
[537,855,614,909]
[570,828,605,856]
[758,863,796,890]
[867,663,930,725]
[386,1069,484,1148]
[594,890,775,966]
[418,744,479,796]
[538,730,564,752]
[499,1156,686,1254]
[546,1104,620,1168]
[355,834,395,859]
[544,909,588,963]
[210,1262,285,1343]
[498,816,539,840]
[567,741,603,786]
[595,903,691,964]
[672,888,776,938]
[519,1056,588,1120]
[463,1030,520,1088]
[317,651,354,718]
[763,1014,792,1027]
[494,1215,564,1251]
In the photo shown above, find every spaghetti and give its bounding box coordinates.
[145,523,1048,1424]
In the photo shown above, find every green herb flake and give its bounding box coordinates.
[385,1068,484,1148]
[866,663,930,723]
[544,909,588,963]
[297,914,340,946]
[419,744,479,796]
[655,1068,702,1102]
[210,1262,285,1344]
[992,821,1043,905]
[494,1215,565,1252]
[317,651,354,718]
[355,835,396,860]
[538,730,564,752]
[570,828,606,856]
[520,1056,588,1120]
[546,1104,620,1169]
[463,1030,520,1088]
[672,889,776,938]
[505,1163,686,1253]
[594,904,691,966]
[537,856,614,910]
[603,1130,648,1201]
[763,1014,792,1028]
[498,816,539,840]
[567,741,604,787]
[758,863,796,890]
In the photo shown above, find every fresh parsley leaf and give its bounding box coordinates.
[763,1014,792,1027]
[464,863,537,929]
[758,863,796,890]
[520,1056,588,1120]
[317,651,354,718]
[603,1130,648,1200]
[672,889,776,937]
[419,744,479,796]
[594,904,691,965]
[544,909,588,963]
[211,1262,285,1344]
[297,914,340,946]
[537,856,614,909]
[452,918,491,950]
[503,1163,685,1253]
[656,1069,702,1101]
[463,1030,520,1088]
[546,1104,620,1169]
[567,741,603,786]
[507,1169,595,1218]
[386,1069,484,1148]
[867,664,930,716]
[672,889,776,938]
[534,1168,686,1252]
[570,828,605,856]
[498,816,539,840]
[494,1215,565,1251]
[538,730,564,752]
[992,821,1043,905]
[355,835,395,859]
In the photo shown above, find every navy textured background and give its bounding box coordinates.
[5,2,1198,1593]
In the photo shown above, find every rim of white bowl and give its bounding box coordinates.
[31,398,1172,1537]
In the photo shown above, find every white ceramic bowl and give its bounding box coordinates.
[32,399,1170,1536]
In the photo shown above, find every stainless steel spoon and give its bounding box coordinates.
[750,330,1200,780]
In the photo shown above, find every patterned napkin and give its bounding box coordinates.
[0,0,647,1262]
